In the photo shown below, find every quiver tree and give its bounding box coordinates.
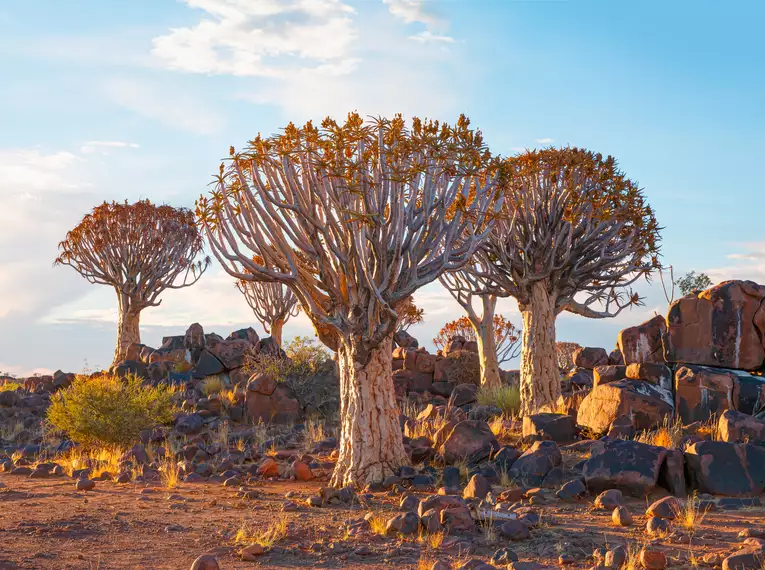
[474,148,660,416]
[438,268,520,388]
[236,278,299,346]
[197,113,501,487]
[55,200,210,364]
[396,296,424,331]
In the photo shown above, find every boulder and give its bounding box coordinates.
[434,350,480,385]
[626,363,673,392]
[394,329,418,349]
[227,327,259,345]
[718,409,765,443]
[572,347,609,369]
[735,374,765,415]
[593,365,627,386]
[439,420,499,464]
[658,448,687,497]
[246,374,302,424]
[666,280,765,370]
[449,383,478,407]
[509,440,562,486]
[685,441,765,496]
[463,474,490,500]
[567,368,594,389]
[583,439,667,495]
[674,365,736,424]
[577,380,673,434]
[609,348,625,366]
[618,315,667,365]
[192,349,226,378]
[209,339,254,369]
[522,413,575,443]
[393,369,433,394]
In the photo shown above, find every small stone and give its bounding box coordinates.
[559,554,575,565]
[463,473,490,500]
[646,496,681,520]
[241,543,264,561]
[431,562,451,570]
[491,547,519,565]
[640,547,667,570]
[258,457,279,477]
[605,546,627,568]
[189,554,220,570]
[612,506,633,526]
[722,550,764,570]
[399,494,420,512]
[292,461,313,481]
[499,520,530,541]
[307,496,322,507]
[594,489,622,509]
[386,511,420,535]
[76,479,96,492]
[646,516,670,537]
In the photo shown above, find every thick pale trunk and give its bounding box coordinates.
[330,333,409,488]
[519,281,559,416]
[473,296,502,389]
[270,319,284,348]
[115,296,141,365]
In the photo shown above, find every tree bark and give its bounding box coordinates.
[519,280,560,416]
[114,294,141,365]
[473,295,502,389]
[330,333,409,488]
[270,318,284,348]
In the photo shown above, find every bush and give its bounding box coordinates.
[439,350,480,385]
[47,374,177,446]
[476,384,521,417]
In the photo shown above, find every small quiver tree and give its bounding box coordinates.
[396,295,424,332]
[55,200,210,365]
[474,148,660,416]
[197,113,501,487]
[236,278,299,346]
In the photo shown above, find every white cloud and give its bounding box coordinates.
[409,30,455,43]
[383,0,454,43]
[0,149,83,193]
[80,141,140,155]
[151,0,359,78]
[535,137,554,145]
[102,77,225,135]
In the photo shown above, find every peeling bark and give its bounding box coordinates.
[520,280,560,416]
[115,294,141,365]
[474,296,502,389]
[270,319,284,347]
[330,333,409,488]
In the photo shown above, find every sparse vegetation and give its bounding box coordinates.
[674,492,708,531]
[0,381,23,392]
[46,374,177,446]
[159,454,181,489]
[200,375,226,396]
[366,513,388,536]
[635,415,683,448]
[477,384,521,416]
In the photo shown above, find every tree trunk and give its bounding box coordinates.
[474,295,502,389]
[114,294,141,365]
[330,333,409,488]
[519,280,559,416]
[270,318,284,347]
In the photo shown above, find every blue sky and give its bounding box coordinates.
[1,0,763,375]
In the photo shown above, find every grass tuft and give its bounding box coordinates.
[476,385,520,417]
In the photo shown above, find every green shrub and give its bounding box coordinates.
[246,336,332,381]
[200,375,226,396]
[47,374,177,446]
[476,384,521,417]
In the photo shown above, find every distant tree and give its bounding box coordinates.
[555,341,582,373]
[396,296,424,331]
[55,200,210,364]
[236,279,299,346]
[197,113,500,487]
[676,271,713,296]
[439,266,520,388]
[433,314,521,383]
[473,148,661,415]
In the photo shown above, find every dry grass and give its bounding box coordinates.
[674,492,707,532]
[417,554,437,570]
[417,529,445,550]
[233,518,289,548]
[219,389,239,409]
[366,513,388,536]
[200,375,225,396]
[0,381,23,392]
[55,446,123,478]
[479,516,499,546]
[489,415,513,441]
[697,414,720,440]
[303,417,327,450]
[404,406,453,443]
[159,454,181,489]
[476,385,521,417]
[497,465,516,489]
[635,415,683,448]
[213,421,230,450]
[0,420,25,442]
[623,541,644,570]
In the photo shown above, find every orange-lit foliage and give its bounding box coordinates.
[433,315,521,364]
[396,296,424,331]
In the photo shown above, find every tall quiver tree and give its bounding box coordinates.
[440,266,519,389]
[55,200,210,365]
[236,278,299,346]
[476,148,660,416]
[197,113,501,487]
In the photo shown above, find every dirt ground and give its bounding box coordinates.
[1,474,762,570]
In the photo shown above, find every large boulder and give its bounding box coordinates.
[227,327,259,345]
[735,374,765,415]
[685,441,765,496]
[573,347,609,369]
[583,439,667,496]
[209,339,254,370]
[577,380,673,434]
[434,350,480,385]
[593,365,627,386]
[245,374,302,424]
[666,280,765,370]
[439,420,499,464]
[184,323,206,363]
[674,365,736,424]
[522,413,576,443]
[625,363,673,392]
[717,410,765,444]
[509,440,562,485]
[618,315,667,365]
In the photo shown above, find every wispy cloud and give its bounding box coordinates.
[535,137,554,144]
[80,141,140,155]
[382,0,454,43]
[410,30,455,43]
[102,77,225,135]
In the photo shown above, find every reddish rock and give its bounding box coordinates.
[416,352,437,374]
[573,347,609,369]
[646,496,681,519]
[394,369,433,394]
[685,440,765,496]
[292,461,313,481]
[509,441,562,485]
[257,457,279,478]
[577,380,673,434]
[190,555,221,570]
[618,315,667,365]
[658,448,687,497]
[403,348,419,371]
[246,375,301,424]
[718,409,765,443]
[440,505,474,532]
[608,348,625,366]
[209,339,254,369]
[625,363,673,392]
[675,365,736,424]
[722,550,764,570]
[640,547,667,570]
[76,479,96,491]
[593,365,627,386]
[666,280,765,370]
[463,474,490,500]
[583,439,667,496]
[439,420,498,464]
[522,413,575,443]
[612,506,633,526]
[593,489,623,509]
[499,520,531,540]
